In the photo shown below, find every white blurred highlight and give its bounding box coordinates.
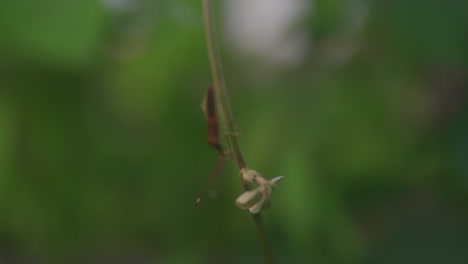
[224,0,310,67]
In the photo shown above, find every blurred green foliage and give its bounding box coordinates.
[0,0,467,263]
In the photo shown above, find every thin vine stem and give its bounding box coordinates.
[201,1,274,263]
[201,0,246,170]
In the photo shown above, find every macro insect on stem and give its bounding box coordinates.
[195,84,227,208]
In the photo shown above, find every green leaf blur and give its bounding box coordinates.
[0,0,467,263]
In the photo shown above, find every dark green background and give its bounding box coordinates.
[0,0,467,263]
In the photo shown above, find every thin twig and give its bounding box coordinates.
[201,1,274,263]
[201,0,246,171]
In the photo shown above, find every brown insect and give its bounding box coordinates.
[195,84,226,208]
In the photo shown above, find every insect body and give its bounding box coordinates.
[195,85,226,207]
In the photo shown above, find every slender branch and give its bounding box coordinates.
[253,213,274,264]
[201,0,245,170]
[201,1,274,263]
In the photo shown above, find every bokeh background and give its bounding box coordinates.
[0,0,467,263]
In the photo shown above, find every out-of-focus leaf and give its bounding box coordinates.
[371,0,468,65]
[0,0,105,67]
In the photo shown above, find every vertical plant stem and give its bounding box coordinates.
[253,213,274,264]
[201,1,274,263]
[201,0,246,170]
